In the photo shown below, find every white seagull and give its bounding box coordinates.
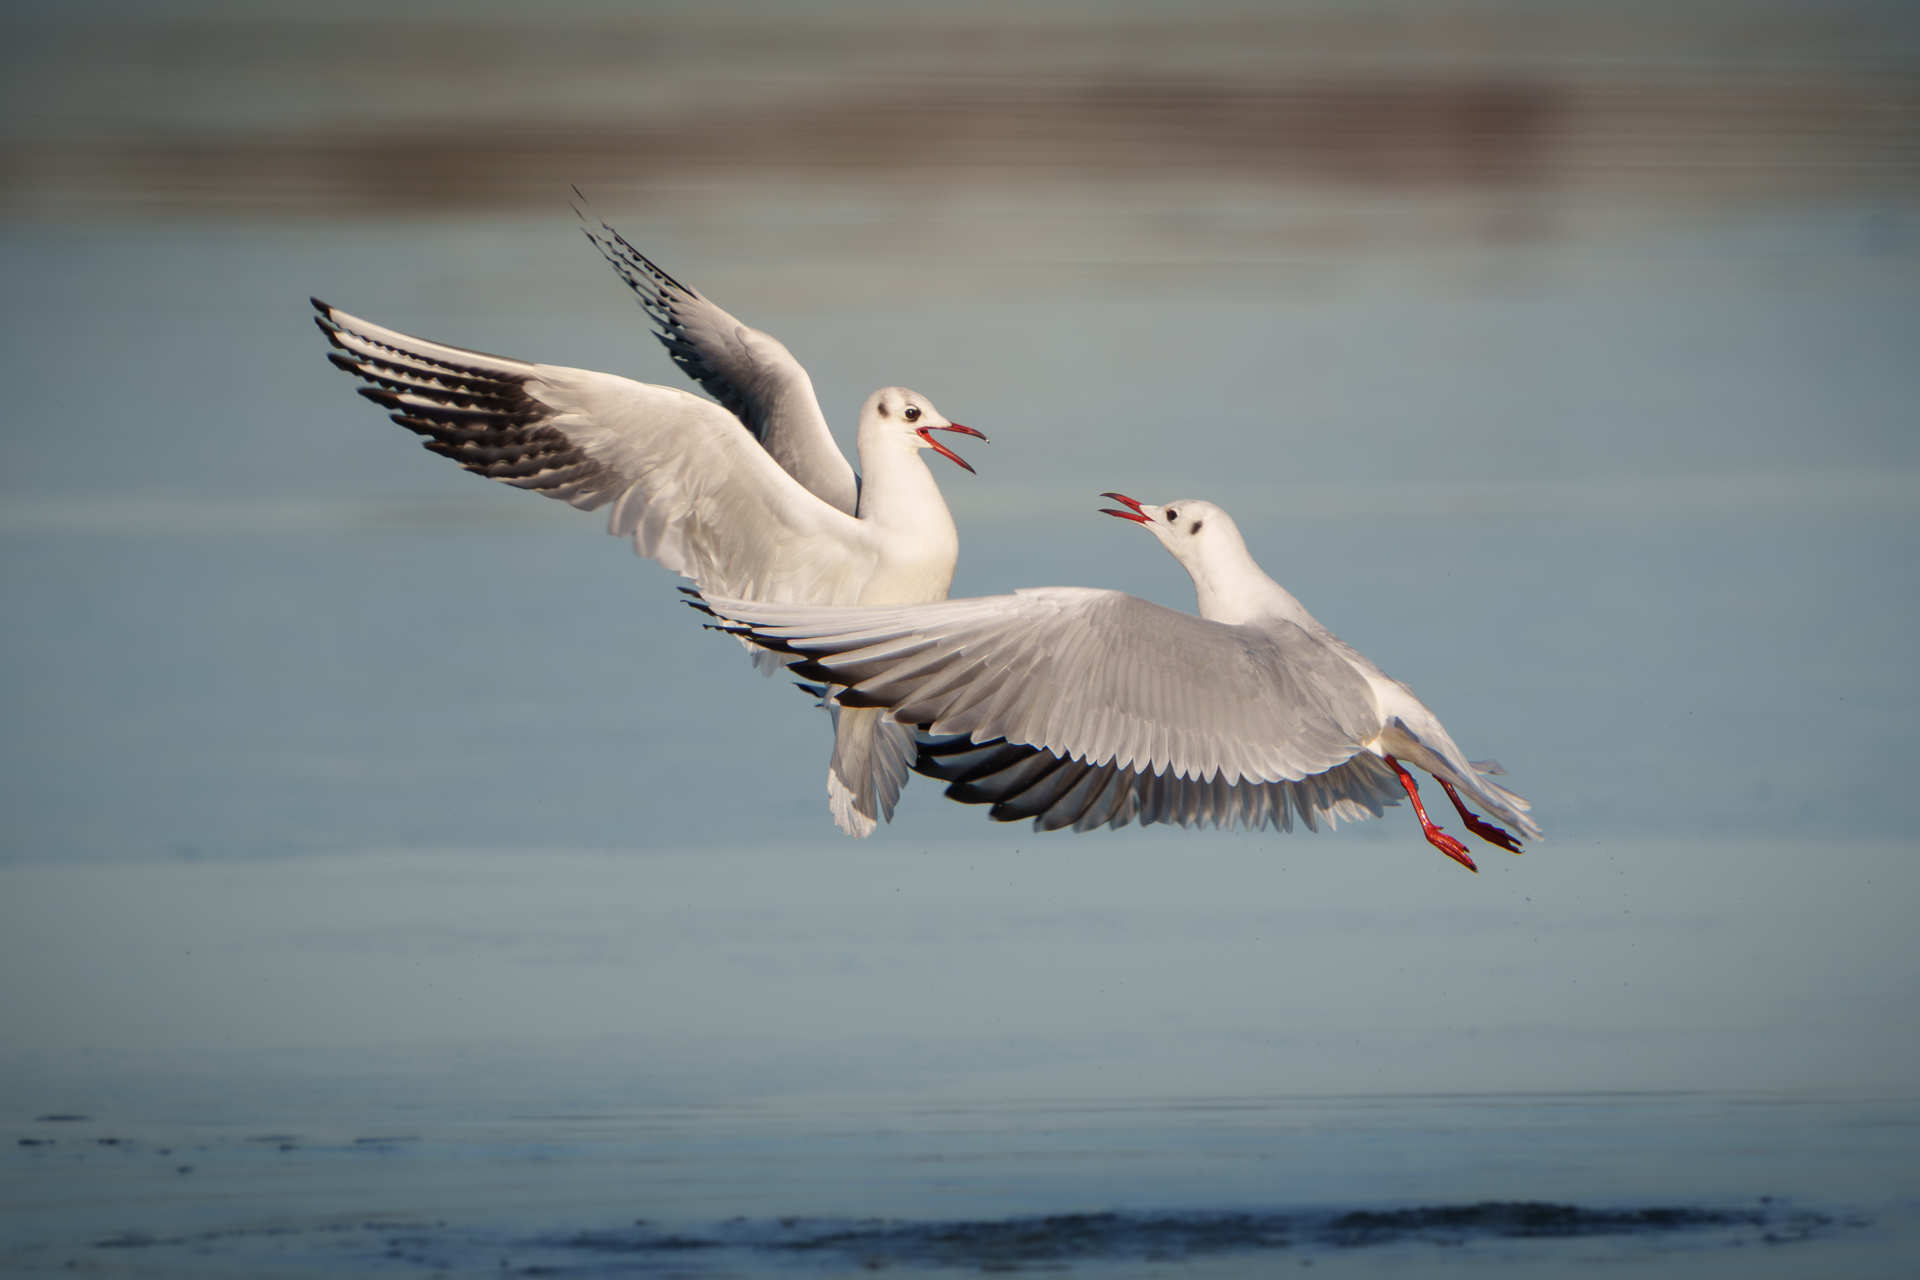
[313,219,987,836]
[703,494,1538,870]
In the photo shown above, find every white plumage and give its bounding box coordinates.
[706,496,1538,870]
[314,219,985,836]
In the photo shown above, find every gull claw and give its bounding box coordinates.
[1438,778,1525,854]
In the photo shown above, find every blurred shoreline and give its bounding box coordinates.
[4,2,1915,237]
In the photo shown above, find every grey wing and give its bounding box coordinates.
[914,733,1404,834]
[705,588,1385,786]
[577,209,861,515]
[315,301,879,605]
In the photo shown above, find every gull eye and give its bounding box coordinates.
[903,405,922,422]
[1165,508,1178,521]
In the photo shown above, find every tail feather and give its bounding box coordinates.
[826,703,916,837]
[1380,713,1542,843]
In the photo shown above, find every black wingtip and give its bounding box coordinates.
[681,599,717,617]
[676,587,701,597]
[577,212,699,300]
[569,186,599,227]
[310,297,331,316]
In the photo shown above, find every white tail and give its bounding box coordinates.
[826,704,917,837]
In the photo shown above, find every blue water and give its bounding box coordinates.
[2,195,1917,1275]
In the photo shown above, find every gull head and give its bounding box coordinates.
[1100,494,1282,620]
[863,387,988,474]
[1099,494,1239,565]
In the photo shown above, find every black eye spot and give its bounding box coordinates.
[1190,520,1203,534]
[1165,508,1178,521]
[904,405,922,422]
[877,402,890,418]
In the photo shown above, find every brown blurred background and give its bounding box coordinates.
[6,1,1916,277]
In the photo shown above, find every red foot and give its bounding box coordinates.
[1438,778,1524,854]
[1385,755,1477,872]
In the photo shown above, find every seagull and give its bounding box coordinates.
[701,495,1538,870]
[312,219,987,836]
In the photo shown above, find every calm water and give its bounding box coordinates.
[3,841,1917,1276]
[4,3,1920,1275]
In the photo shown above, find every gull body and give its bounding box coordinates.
[314,220,984,836]
[705,497,1538,869]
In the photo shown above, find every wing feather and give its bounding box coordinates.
[316,301,878,604]
[706,588,1384,786]
[910,733,1403,835]
[576,209,860,515]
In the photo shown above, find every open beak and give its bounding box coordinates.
[918,423,988,474]
[1098,491,1153,524]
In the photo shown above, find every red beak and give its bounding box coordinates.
[1099,491,1152,524]
[918,423,988,474]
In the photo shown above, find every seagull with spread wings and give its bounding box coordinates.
[313,215,986,835]
[703,495,1538,870]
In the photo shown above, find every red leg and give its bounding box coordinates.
[1437,778,1524,855]
[1384,754,1477,872]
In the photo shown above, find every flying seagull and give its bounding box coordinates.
[702,495,1537,870]
[312,220,985,836]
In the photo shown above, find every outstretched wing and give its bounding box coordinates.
[316,301,880,605]
[704,588,1385,786]
[913,733,1403,834]
[577,209,860,515]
